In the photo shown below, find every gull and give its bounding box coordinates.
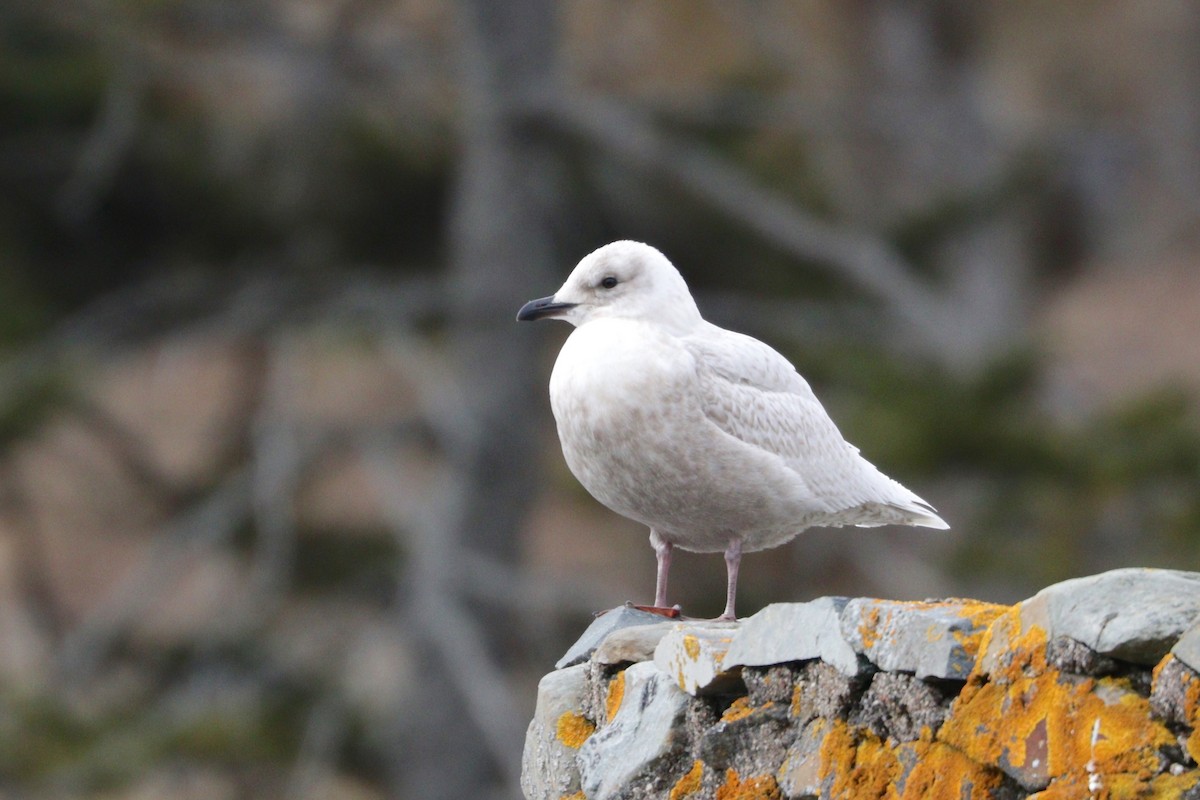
[517,241,948,620]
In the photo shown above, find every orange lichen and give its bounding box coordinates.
[857,599,1006,659]
[817,720,901,799]
[669,760,705,800]
[683,633,701,660]
[721,696,757,723]
[944,599,1007,659]
[1026,771,1200,799]
[715,767,780,800]
[554,711,595,749]
[558,793,586,800]
[894,739,1009,800]
[605,670,626,724]
[1152,654,1200,763]
[857,606,882,650]
[940,621,1175,788]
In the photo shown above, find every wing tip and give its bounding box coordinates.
[910,499,950,530]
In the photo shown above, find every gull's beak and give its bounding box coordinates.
[516,295,577,322]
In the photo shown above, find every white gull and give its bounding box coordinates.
[517,241,948,620]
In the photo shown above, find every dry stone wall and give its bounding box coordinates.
[521,568,1200,800]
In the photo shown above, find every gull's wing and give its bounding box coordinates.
[682,323,947,526]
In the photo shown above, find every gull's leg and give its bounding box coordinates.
[718,538,743,621]
[653,535,672,608]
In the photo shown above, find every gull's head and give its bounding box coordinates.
[516,241,702,333]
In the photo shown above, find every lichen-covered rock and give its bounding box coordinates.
[841,597,1005,680]
[1150,653,1200,765]
[981,568,1200,672]
[943,617,1176,792]
[577,661,691,800]
[521,663,591,799]
[525,571,1200,800]
[653,622,740,696]
[776,718,832,799]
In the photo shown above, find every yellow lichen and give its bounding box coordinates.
[894,739,1009,800]
[945,599,1007,659]
[817,720,901,799]
[857,606,882,650]
[721,696,756,723]
[605,670,626,724]
[1152,654,1200,763]
[558,793,586,800]
[683,633,701,660]
[555,711,595,749]
[669,760,705,799]
[715,767,780,800]
[940,621,1175,787]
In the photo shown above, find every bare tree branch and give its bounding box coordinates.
[55,469,253,683]
[542,93,973,364]
[364,446,525,789]
[56,50,144,226]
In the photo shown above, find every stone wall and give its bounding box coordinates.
[521,568,1200,800]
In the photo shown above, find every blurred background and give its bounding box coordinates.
[2,1,1199,797]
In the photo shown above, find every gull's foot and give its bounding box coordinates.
[625,602,682,619]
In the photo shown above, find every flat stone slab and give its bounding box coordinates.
[841,598,1006,680]
[577,661,689,800]
[653,622,740,695]
[723,598,862,676]
[556,606,674,669]
[520,663,590,800]
[592,623,675,666]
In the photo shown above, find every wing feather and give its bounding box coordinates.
[683,324,947,526]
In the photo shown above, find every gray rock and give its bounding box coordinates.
[653,622,741,695]
[1172,622,1200,673]
[791,660,871,725]
[723,598,862,676]
[1150,654,1200,728]
[776,719,832,800]
[1044,635,1119,675]
[851,671,952,742]
[695,699,791,774]
[577,661,690,800]
[520,663,590,800]
[592,623,674,665]
[743,664,797,706]
[1030,568,1200,665]
[556,606,674,669]
[841,598,1001,680]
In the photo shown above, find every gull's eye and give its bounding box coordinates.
[600,276,618,289]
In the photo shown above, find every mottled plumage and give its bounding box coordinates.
[517,241,947,619]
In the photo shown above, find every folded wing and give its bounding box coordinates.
[683,324,948,528]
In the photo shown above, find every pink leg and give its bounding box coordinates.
[654,537,672,608]
[718,539,742,621]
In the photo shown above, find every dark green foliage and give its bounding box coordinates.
[798,342,1200,589]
